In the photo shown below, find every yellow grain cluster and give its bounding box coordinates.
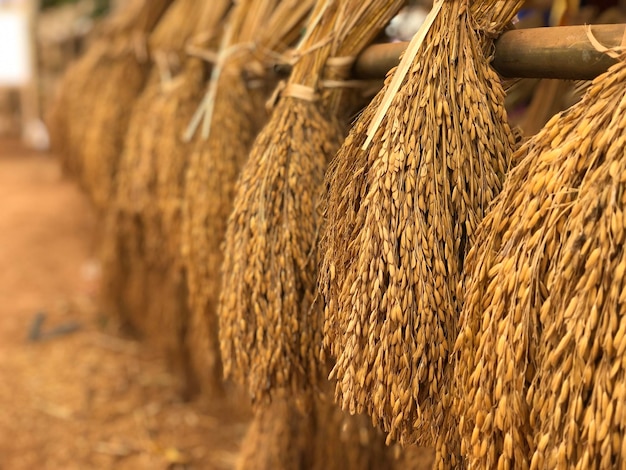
[454,54,626,469]
[319,0,523,454]
[111,2,228,299]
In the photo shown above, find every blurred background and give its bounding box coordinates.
[0,0,117,147]
[1,0,626,150]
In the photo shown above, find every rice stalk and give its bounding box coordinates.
[319,0,523,452]
[454,51,626,469]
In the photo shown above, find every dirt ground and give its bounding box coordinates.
[0,138,248,470]
[0,138,439,470]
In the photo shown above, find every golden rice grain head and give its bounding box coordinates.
[454,56,626,469]
[322,0,520,448]
[219,96,343,403]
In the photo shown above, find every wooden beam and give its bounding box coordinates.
[352,23,626,80]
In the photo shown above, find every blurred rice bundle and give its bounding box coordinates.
[47,0,172,204]
[99,0,230,397]
[218,0,405,405]
[319,0,522,458]
[454,48,626,469]
[87,0,207,211]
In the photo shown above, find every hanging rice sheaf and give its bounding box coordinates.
[218,0,405,405]
[47,0,173,203]
[98,0,202,306]
[99,0,231,397]
[454,45,626,469]
[181,0,316,396]
[319,0,523,454]
[84,0,205,213]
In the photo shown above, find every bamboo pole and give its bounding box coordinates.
[278,24,626,80]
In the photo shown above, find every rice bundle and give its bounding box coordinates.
[152,0,234,272]
[181,0,317,396]
[138,59,214,394]
[47,0,173,200]
[319,0,523,449]
[100,1,231,396]
[114,0,212,234]
[154,60,209,265]
[84,0,205,213]
[48,0,171,186]
[99,0,210,324]
[218,0,404,405]
[454,48,626,469]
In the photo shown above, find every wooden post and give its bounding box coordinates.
[354,24,626,80]
[493,23,624,79]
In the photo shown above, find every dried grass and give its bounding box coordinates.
[218,0,404,405]
[454,53,626,469]
[319,0,523,454]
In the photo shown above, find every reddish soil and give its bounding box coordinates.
[0,138,438,470]
[0,138,248,470]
